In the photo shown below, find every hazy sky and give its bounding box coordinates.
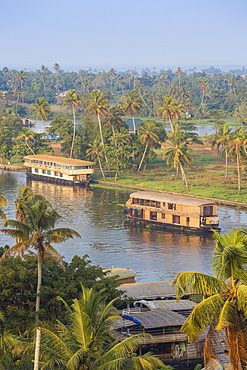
[1,0,247,72]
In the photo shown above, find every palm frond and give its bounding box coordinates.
[181,294,225,342]
[173,271,226,299]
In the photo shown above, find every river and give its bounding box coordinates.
[1,171,247,282]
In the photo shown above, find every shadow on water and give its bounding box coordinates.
[0,171,247,281]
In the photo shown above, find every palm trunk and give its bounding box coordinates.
[42,118,52,152]
[34,251,42,370]
[70,104,76,158]
[179,161,189,190]
[97,153,106,179]
[137,144,148,172]
[224,150,228,182]
[26,142,35,155]
[168,113,174,132]
[97,113,104,146]
[34,327,41,370]
[131,115,137,134]
[237,152,241,195]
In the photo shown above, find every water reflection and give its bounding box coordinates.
[0,172,247,282]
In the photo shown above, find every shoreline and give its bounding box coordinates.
[92,180,247,209]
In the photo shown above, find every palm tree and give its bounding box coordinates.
[39,285,164,370]
[0,191,80,370]
[228,127,247,195]
[31,98,51,136]
[174,228,247,370]
[211,124,232,182]
[137,120,160,172]
[162,124,192,190]
[16,128,35,155]
[121,90,142,134]
[86,140,106,179]
[18,70,27,103]
[103,106,124,137]
[62,90,81,158]
[0,196,7,220]
[86,90,109,146]
[157,96,184,131]
[175,67,183,93]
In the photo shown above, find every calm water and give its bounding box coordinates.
[1,171,247,282]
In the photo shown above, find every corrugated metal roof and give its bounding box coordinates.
[124,309,185,328]
[103,268,137,279]
[24,155,94,166]
[119,281,177,300]
[130,191,216,207]
[134,299,196,311]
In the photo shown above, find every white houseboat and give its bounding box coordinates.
[125,191,220,233]
[24,155,94,186]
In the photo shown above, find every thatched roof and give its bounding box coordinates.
[134,299,196,311]
[130,191,216,207]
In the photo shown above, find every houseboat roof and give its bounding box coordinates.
[24,155,94,166]
[134,299,196,311]
[103,268,137,279]
[129,191,216,207]
[118,281,178,300]
[123,309,185,328]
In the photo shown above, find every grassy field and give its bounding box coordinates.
[93,140,247,204]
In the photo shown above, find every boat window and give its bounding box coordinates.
[42,170,46,174]
[145,200,150,206]
[151,200,156,207]
[173,215,180,224]
[131,208,143,218]
[136,198,139,204]
[150,211,157,220]
[203,206,213,216]
[59,173,63,177]
[54,172,58,176]
[161,213,166,219]
[186,217,190,226]
[163,202,166,208]
[156,201,161,208]
[132,198,136,204]
[168,203,176,210]
[47,170,51,175]
[140,199,144,205]
[35,168,39,173]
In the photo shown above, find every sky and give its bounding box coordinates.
[1,0,247,73]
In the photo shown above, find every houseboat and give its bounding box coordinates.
[24,155,94,186]
[125,191,220,233]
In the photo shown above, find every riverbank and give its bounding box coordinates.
[92,180,247,209]
[0,165,25,171]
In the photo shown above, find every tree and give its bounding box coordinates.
[121,90,142,134]
[211,124,232,182]
[0,196,7,220]
[86,90,109,146]
[137,120,160,172]
[62,89,81,158]
[174,228,247,370]
[103,106,125,137]
[16,128,35,155]
[157,96,184,131]
[162,124,192,190]
[0,189,80,370]
[39,285,164,370]
[31,98,51,135]
[86,140,106,179]
[18,70,27,103]
[228,127,247,195]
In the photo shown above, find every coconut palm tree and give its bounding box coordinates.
[16,128,36,155]
[0,196,7,220]
[157,96,184,131]
[86,90,109,146]
[211,124,232,182]
[228,127,247,195]
[31,98,51,136]
[102,106,124,137]
[174,228,247,370]
[121,90,142,134]
[18,70,27,103]
[137,120,160,172]
[86,140,106,179]
[162,124,192,190]
[0,191,80,370]
[62,90,81,158]
[39,285,164,370]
